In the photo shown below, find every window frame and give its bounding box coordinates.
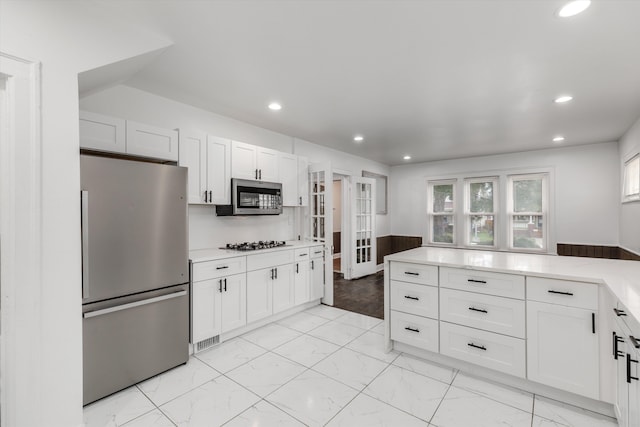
[464,176,499,249]
[427,179,457,246]
[506,173,549,253]
[622,153,640,203]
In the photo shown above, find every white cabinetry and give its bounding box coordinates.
[298,156,309,206]
[309,245,325,300]
[179,131,230,205]
[612,305,640,427]
[191,257,247,347]
[246,250,294,323]
[80,111,178,161]
[294,248,310,305]
[526,277,600,399]
[231,141,279,182]
[280,153,299,206]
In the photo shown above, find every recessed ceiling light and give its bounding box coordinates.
[558,1,591,17]
[554,95,573,103]
[553,136,566,142]
[403,155,412,160]
[268,102,282,111]
[353,135,364,142]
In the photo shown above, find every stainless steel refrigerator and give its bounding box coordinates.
[81,154,189,405]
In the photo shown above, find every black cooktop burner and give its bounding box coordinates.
[222,241,287,251]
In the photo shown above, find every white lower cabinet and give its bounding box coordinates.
[192,273,246,344]
[526,300,599,399]
[272,263,295,314]
[613,306,640,427]
[246,268,274,323]
[391,310,439,352]
[294,248,310,305]
[310,247,324,300]
[440,321,526,378]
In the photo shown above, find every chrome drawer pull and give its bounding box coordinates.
[548,290,573,296]
[467,342,487,351]
[467,279,486,284]
[404,326,420,333]
[404,271,419,276]
[404,295,419,301]
[468,307,488,314]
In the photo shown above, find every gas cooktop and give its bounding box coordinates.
[221,241,288,251]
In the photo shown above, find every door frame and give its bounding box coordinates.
[0,52,44,427]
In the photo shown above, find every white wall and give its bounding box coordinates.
[0,1,171,426]
[619,116,640,255]
[81,85,392,249]
[389,142,620,249]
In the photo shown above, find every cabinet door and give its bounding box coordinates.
[294,260,310,305]
[629,345,640,427]
[206,136,231,205]
[310,255,324,300]
[616,334,630,427]
[526,301,599,399]
[246,268,273,323]
[231,141,258,180]
[280,153,299,206]
[79,111,126,154]
[178,130,207,204]
[126,120,178,161]
[221,274,246,333]
[273,264,295,314]
[297,156,309,206]
[192,279,222,343]
[256,146,279,182]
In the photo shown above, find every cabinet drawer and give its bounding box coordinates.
[390,280,438,319]
[390,262,438,286]
[247,249,294,271]
[440,288,525,338]
[440,267,524,299]
[294,248,310,260]
[527,276,598,310]
[390,311,438,353]
[310,245,324,259]
[192,257,246,282]
[440,321,526,378]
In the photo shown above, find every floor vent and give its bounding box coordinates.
[195,335,219,353]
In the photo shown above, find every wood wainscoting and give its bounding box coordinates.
[377,235,423,265]
[557,243,640,261]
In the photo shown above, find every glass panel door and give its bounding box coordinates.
[351,176,376,279]
[309,163,333,305]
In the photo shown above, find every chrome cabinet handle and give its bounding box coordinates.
[81,190,90,299]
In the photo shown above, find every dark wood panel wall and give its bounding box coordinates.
[377,235,422,265]
[557,243,640,261]
[333,232,341,254]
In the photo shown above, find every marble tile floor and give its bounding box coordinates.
[83,305,618,427]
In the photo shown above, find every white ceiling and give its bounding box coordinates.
[93,0,640,166]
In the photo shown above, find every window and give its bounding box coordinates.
[428,180,456,245]
[507,173,548,252]
[465,177,498,247]
[623,154,640,202]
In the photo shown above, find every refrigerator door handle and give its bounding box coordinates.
[83,290,187,319]
[81,190,90,299]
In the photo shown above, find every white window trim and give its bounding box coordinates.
[427,179,457,246]
[464,176,499,249]
[506,173,549,253]
[425,167,555,254]
[622,153,640,203]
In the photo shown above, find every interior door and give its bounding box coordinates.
[351,176,376,279]
[309,163,333,305]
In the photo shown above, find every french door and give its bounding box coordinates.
[309,163,333,305]
[351,176,376,278]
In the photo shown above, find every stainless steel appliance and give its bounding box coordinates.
[216,178,283,216]
[81,154,189,405]
[222,240,288,251]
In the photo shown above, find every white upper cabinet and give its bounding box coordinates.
[280,153,298,206]
[179,131,230,205]
[80,111,177,161]
[298,156,309,206]
[231,140,279,182]
[79,111,126,153]
[126,120,178,161]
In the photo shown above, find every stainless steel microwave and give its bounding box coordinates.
[216,178,283,216]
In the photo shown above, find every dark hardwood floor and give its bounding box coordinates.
[332,271,384,319]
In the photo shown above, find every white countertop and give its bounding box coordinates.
[190,240,323,263]
[385,246,640,328]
